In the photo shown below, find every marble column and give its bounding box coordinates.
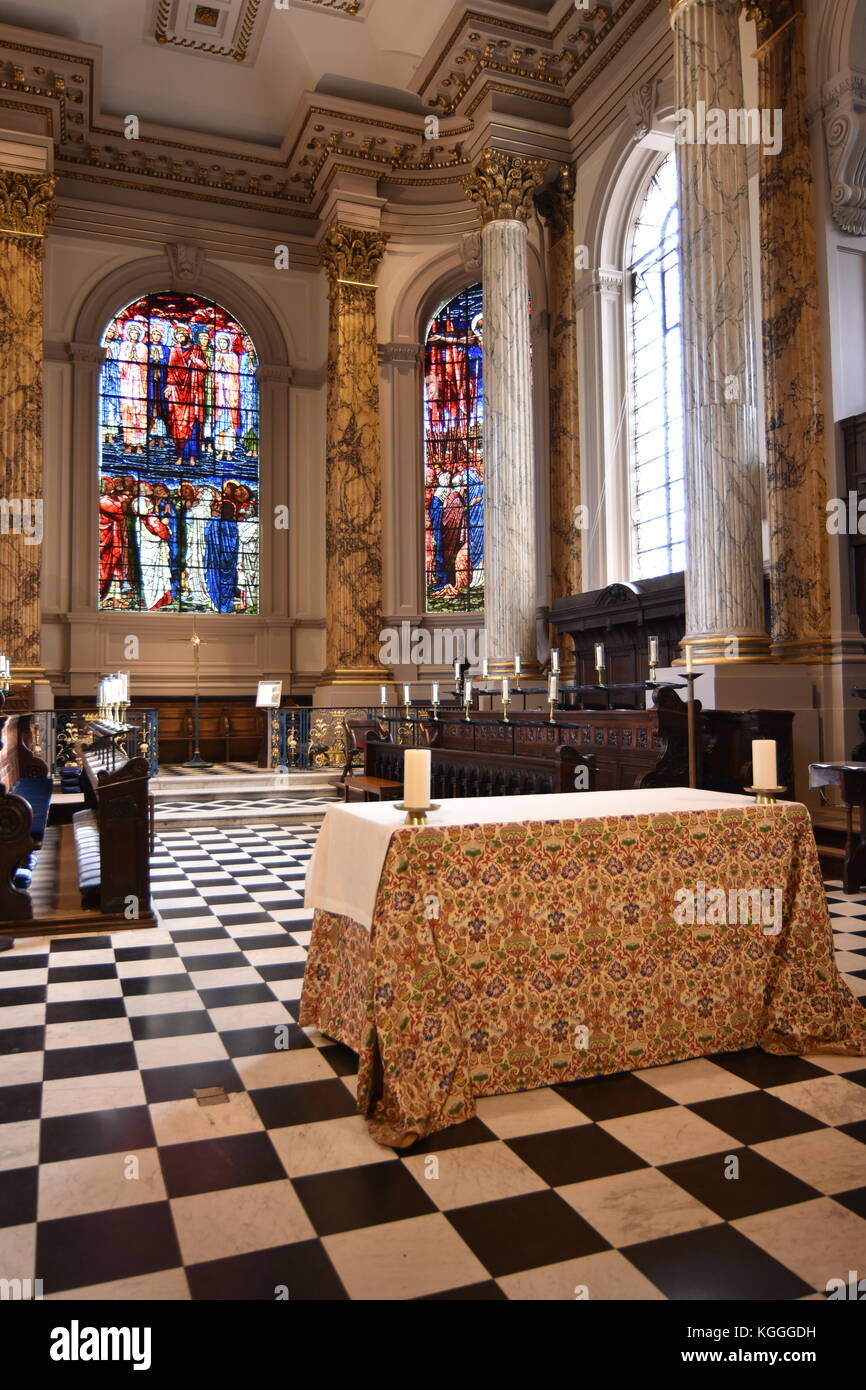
[671,0,770,662]
[318,222,389,686]
[463,149,547,675]
[747,0,832,660]
[537,166,582,658]
[0,168,55,678]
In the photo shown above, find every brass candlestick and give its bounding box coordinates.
[501,693,511,723]
[395,802,440,826]
[745,786,786,806]
[547,695,557,724]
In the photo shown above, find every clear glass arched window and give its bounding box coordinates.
[423,284,484,614]
[98,292,260,613]
[626,152,685,580]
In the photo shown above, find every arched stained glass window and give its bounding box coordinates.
[423,284,484,613]
[98,293,260,613]
[627,152,685,580]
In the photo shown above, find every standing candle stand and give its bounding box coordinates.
[500,678,511,723]
[463,678,473,722]
[183,620,213,769]
[681,671,700,790]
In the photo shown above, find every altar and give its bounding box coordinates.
[300,789,866,1147]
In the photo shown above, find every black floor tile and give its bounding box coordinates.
[185,1240,348,1300]
[418,1280,508,1300]
[623,1223,813,1300]
[130,1011,215,1041]
[40,1105,156,1163]
[832,1186,866,1220]
[317,1042,360,1077]
[45,998,127,1024]
[448,1191,610,1277]
[0,1082,42,1123]
[36,1202,182,1295]
[197,983,276,1009]
[660,1148,820,1221]
[249,1079,357,1129]
[0,1164,37,1227]
[293,1162,437,1237]
[508,1124,648,1187]
[159,1133,285,1199]
[687,1091,825,1144]
[219,1024,312,1056]
[46,964,118,984]
[141,1059,243,1105]
[0,1024,44,1054]
[43,1041,138,1081]
[554,1071,677,1121]
[121,973,196,998]
[708,1048,828,1089]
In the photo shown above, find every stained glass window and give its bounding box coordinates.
[627,152,685,580]
[423,284,484,613]
[98,293,260,613]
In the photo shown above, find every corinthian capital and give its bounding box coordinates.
[319,222,387,288]
[462,149,548,226]
[0,170,56,238]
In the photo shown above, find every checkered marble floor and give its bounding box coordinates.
[0,832,865,1302]
[154,797,337,823]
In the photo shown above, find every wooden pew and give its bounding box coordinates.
[0,714,53,920]
[74,728,154,918]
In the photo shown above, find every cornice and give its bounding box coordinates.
[0,4,663,231]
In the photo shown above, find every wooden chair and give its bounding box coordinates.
[340,717,390,783]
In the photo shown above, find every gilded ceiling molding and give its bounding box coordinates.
[294,0,363,13]
[536,163,575,242]
[462,149,548,225]
[0,170,56,239]
[153,0,264,63]
[319,222,387,290]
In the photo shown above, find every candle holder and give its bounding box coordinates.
[431,698,440,721]
[648,661,659,686]
[745,786,786,806]
[547,695,557,724]
[395,802,440,826]
[501,692,511,723]
[681,671,702,789]
[380,698,388,721]
[464,693,472,722]
[595,666,605,687]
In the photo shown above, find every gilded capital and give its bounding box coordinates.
[319,222,387,289]
[536,164,575,243]
[0,170,56,238]
[462,149,548,226]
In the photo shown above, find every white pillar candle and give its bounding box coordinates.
[752,740,777,789]
[551,649,560,674]
[501,677,510,701]
[514,654,521,676]
[549,675,558,700]
[404,748,431,809]
[403,684,411,705]
[595,643,605,671]
[464,678,473,704]
[648,636,659,665]
[380,685,387,705]
[481,658,488,678]
[453,661,461,684]
[431,682,439,704]
[685,644,694,674]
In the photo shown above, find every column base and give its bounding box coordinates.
[680,634,773,664]
[314,670,390,709]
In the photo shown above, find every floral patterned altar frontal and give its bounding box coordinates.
[98,292,260,614]
[300,803,866,1148]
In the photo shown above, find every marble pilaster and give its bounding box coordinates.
[747,1,832,659]
[537,166,582,633]
[0,168,55,678]
[462,149,547,675]
[318,222,388,687]
[671,0,770,662]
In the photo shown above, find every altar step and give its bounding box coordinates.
[151,766,342,827]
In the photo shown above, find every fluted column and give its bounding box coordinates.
[463,149,547,675]
[0,168,55,678]
[671,0,770,662]
[318,222,388,685]
[747,1,831,659]
[537,165,582,625]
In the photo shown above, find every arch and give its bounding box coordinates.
[73,254,290,367]
[578,94,680,589]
